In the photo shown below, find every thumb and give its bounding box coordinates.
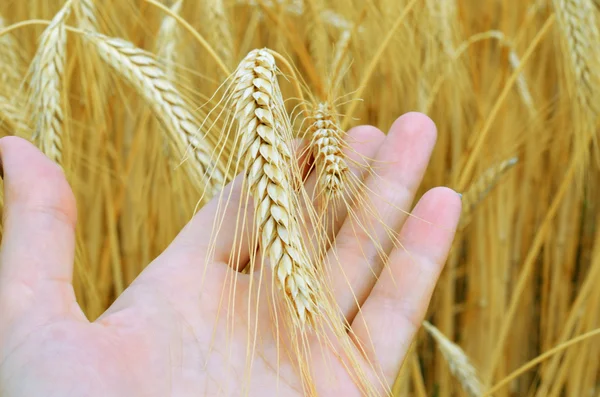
[0,136,80,320]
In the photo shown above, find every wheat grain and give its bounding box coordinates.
[232,48,318,327]
[308,102,348,198]
[77,0,99,31]
[487,31,535,115]
[554,0,600,116]
[423,321,485,397]
[155,0,183,155]
[86,32,224,196]
[28,1,72,165]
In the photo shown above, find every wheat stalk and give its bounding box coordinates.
[0,15,26,86]
[308,102,348,198]
[77,0,99,31]
[232,48,318,327]
[423,321,485,397]
[554,0,600,116]
[28,1,72,165]
[85,32,224,197]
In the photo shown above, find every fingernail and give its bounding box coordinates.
[457,192,463,199]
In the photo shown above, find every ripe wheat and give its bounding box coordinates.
[308,102,348,198]
[28,1,72,165]
[86,32,224,197]
[460,156,519,225]
[77,0,99,31]
[232,48,318,327]
[423,321,484,397]
[554,0,600,116]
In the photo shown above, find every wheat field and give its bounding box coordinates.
[1,0,599,396]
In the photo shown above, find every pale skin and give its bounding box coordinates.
[0,112,461,396]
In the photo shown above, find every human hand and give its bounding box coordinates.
[0,112,461,396]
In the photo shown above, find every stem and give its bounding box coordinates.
[0,19,51,38]
[144,0,231,76]
[341,0,418,130]
[485,158,575,384]
[483,328,600,396]
[456,15,555,191]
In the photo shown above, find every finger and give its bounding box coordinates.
[0,136,79,317]
[329,113,437,319]
[351,187,461,383]
[144,125,385,276]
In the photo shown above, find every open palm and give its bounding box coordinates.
[0,113,461,396]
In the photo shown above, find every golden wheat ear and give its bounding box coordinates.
[460,156,519,228]
[423,321,485,397]
[553,0,600,117]
[76,0,99,31]
[83,31,225,199]
[27,1,72,165]
[306,102,350,199]
[230,48,319,327]
[201,0,234,68]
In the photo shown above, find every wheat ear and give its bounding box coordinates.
[86,32,224,196]
[308,102,349,198]
[328,29,352,94]
[422,321,485,397]
[156,0,183,79]
[154,0,183,155]
[232,49,318,327]
[28,1,72,165]
[77,0,99,31]
[460,156,519,222]
[554,0,600,116]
